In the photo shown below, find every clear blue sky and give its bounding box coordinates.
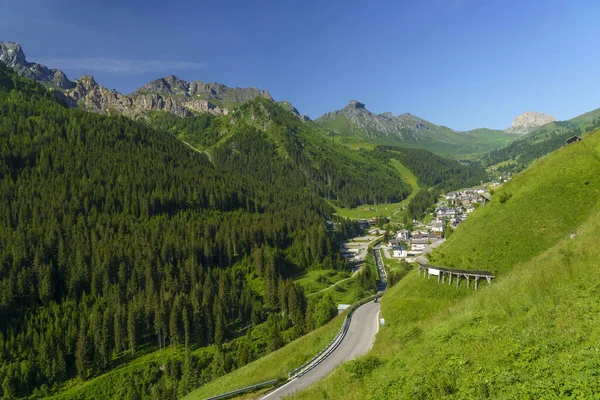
[1,0,599,130]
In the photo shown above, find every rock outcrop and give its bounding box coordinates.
[65,75,227,118]
[506,112,556,134]
[279,101,311,121]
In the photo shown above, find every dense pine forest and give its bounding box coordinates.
[0,62,392,399]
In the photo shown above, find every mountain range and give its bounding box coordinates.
[313,99,523,158]
[0,41,574,159]
[0,41,308,120]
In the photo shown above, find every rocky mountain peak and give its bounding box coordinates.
[261,89,273,100]
[78,75,98,87]
[0,41,75,90]
[347,100,365,109]
[0,42,26,67]
[506,111,556,134]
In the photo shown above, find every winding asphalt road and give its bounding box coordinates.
[260,301,381,399]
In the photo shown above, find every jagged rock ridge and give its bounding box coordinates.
[506,111,557,134]
[0,41,307,120]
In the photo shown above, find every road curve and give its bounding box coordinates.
[261,301,381,400]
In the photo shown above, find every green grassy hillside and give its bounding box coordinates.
[332,159,421,223]
[288,130,600,399]
[432,130,600,273]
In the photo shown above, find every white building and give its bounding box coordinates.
[392,245,408,258]
[431,221,445,233]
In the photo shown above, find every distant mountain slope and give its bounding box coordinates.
[147,98,412,208]
[315,100,520,158]
[484,107,600,172]
[505,111,556,133]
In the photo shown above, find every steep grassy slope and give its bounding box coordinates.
[289,130,600,399]
[432,131,600,273]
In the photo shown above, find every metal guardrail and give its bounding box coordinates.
[203,379,278,400]
[288,316,349,379]
[288,292,382,380]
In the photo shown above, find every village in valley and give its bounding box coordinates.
[340,187,494,265]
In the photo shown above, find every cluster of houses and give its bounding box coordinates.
[434,188,491,228]
[389,230,442,258]
[387,187,491,259]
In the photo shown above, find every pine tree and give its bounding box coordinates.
[75,320,90,379]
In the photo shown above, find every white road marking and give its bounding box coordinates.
[261,378,297,399]
[376,310,381,333]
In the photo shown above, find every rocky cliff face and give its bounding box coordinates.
[62,75,228,118]
[0,42,76,90]
[506,111,556,134]
[0,42,305,120]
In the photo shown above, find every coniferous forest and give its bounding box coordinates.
[0,62,410,399]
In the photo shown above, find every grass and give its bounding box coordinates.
[333,158,421,223]
[47,345,213,400]
[183,313,346,399]
[429,130,600,275]
[326,278,363,305]
[293,269,351,295]
[286,130,600,399]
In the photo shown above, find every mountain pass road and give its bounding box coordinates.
[261,301,381,399]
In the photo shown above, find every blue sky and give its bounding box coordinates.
[1,0,599,130]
